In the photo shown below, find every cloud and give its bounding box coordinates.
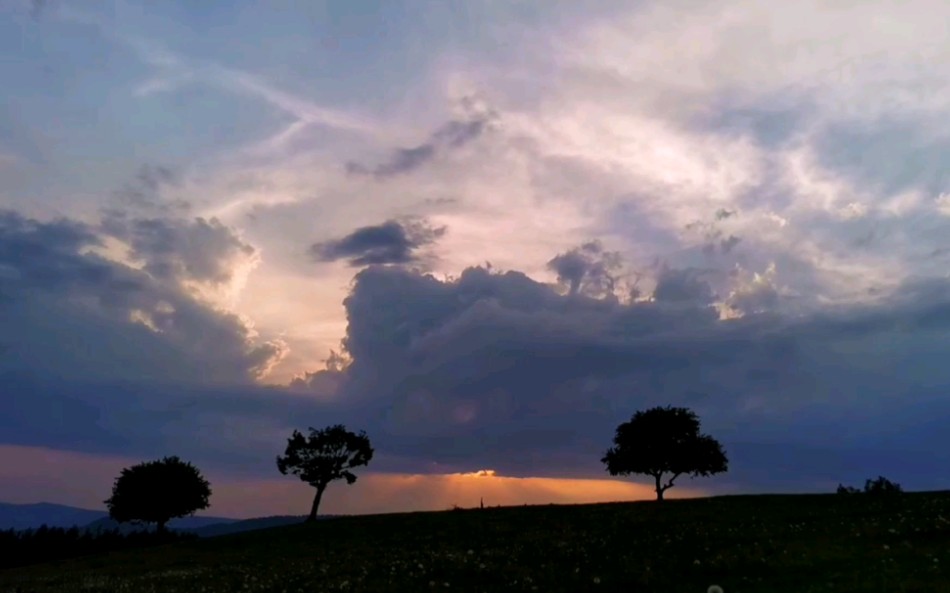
[310,218,446,267]
[9,0,950,508]
[101,213,258,287]
[282,263,950,492]
[0,210,284,385]
[652,266,716,306]
[345,109,495,179]
[211,65,377,135]
[5,211,950,494]
[546,240,625,299]
[812,118,950,197]
[111,164,189,213]
[724,263,780,315]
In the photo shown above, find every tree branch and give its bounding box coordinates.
[660,472,682,492]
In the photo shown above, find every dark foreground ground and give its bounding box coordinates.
[2,491,949,593]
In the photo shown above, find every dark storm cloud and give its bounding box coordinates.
[726,279,779,315]
[345,113,494,179]
[310,218,446,267]
[282,264,950,491]
[0,372,341,478]
[0,208,293,474]
[0,210,282,384]
[6,210,950,493]
[0,210,103,289]
[652,267,716,305]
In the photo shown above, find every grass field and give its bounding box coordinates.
[2,491,949,593]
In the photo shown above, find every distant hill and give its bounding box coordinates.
[1,501,339,537]
[0,502,107,531]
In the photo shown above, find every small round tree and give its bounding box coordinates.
[277,424,374,522]
[602,405,728,501]
[104,456,211,533]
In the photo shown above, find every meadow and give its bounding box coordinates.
[1,491,949,593]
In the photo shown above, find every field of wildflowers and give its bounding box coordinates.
[1,491,949,593]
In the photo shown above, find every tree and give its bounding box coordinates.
[838,476,903,497]
[601,405,728,501]
[104,456,211,533]
[276,424,374,522]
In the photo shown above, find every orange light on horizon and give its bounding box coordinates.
[0,446,709,519]
[457,469,497,477]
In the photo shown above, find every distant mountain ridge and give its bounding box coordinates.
[0,501,339,537]
[0,502,107,531]
[0,501,238,532]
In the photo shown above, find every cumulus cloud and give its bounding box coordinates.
[546,240,624,299]
[101,213,258,286]
[725,263,781,315]
[273,262,950,491]
[0,210,284,385]
[309,218,446,267]
[5,225,950,493]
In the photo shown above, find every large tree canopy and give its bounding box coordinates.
[276,424,374,522]
[104,456,211,532]
[601,406,728,501]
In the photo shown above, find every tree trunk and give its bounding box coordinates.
[654,475,664,501]
[156,519,167,534]
[306,486,326,522]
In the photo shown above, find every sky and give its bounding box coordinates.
[2,0,950,519]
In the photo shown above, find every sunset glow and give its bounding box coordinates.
[3,0,950,521]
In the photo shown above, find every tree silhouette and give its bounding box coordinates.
[104,456,211,533]
[601,405,728,501]
[276,424,374,522]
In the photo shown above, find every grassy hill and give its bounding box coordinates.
[183,515,338,538]
[81,514,341,537]
[1,491,949,592]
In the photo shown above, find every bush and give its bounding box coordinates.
[836,483,861,495]
[864,475,903,496]
[836,476,903,497]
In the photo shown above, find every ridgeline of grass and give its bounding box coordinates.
[2,491,950,593]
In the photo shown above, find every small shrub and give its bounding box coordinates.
[864,475,903,497]
[836,476,903,498]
